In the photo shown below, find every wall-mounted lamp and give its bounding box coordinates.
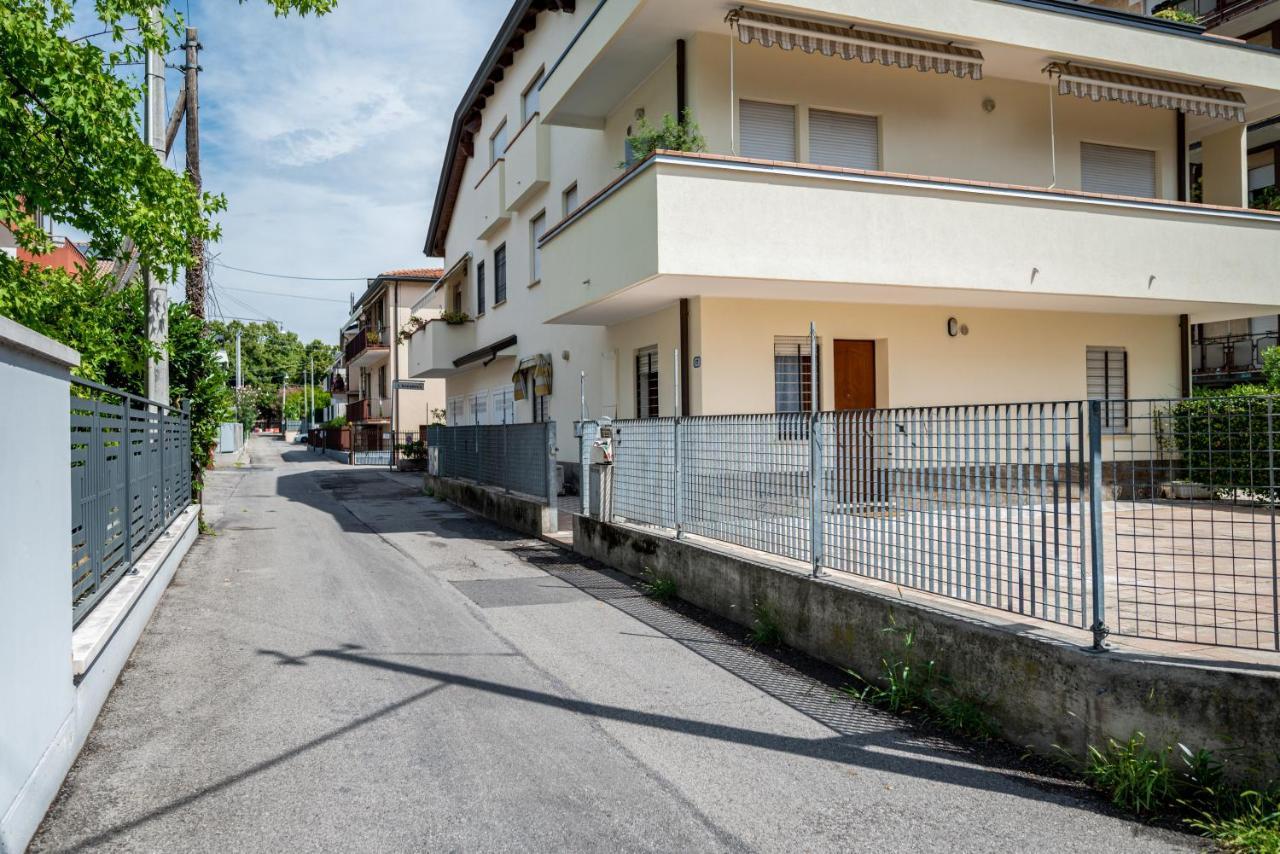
[982,97,996,113]
[947,317,970,337]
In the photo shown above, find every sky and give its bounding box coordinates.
[165,0,510,342]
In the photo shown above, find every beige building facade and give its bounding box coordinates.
[417,0,1280,471]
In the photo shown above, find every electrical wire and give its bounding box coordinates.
[218,285,350,304]
[212,260,368,282]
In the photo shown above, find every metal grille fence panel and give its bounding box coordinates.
[427,422,554,499]
[611,419,676,529]
[819,403,1089,628]
[71,379,191,625]
[1099,397,1278,650]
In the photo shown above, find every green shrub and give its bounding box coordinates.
[640,568,677,602]
[621,108,706,168]
[748,600,783,647]
[1154,8,1198,24]
[322,415,347,429]
[1165,387,1279,499]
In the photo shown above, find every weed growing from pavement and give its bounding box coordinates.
[639,569,677,602]
[748,600,783,648]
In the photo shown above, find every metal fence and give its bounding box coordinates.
[609,396,1280,651]
[71,378,192,625]
[427,422,558,509]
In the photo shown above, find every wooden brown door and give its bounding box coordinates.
[834,340,876,410]
[834,340,877,507]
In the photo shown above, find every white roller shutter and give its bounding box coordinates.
[1081,143,1156,198]
[809,110,880,170]
[740,100,796,161]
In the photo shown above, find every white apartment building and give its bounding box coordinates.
[415,0,1280,480]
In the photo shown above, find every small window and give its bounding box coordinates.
[494,244,507,304]
[739,100,796,161]
[635,346,659,419]
[809,109,879,170]
[491,387,515,425]
[530,211,546,283]
[533,390,551,423]
[447,396,464,426]
[522,69,543,124]
[451,282,463,315]
[490,120,508,165]
[562,182,579,216]
[476,261,486,316]
[1087,346,1129,433]
[378,365,387,399]
[1081,143,1156,198]
[774,336,820,413]
[469,392,489,426]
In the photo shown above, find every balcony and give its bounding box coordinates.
[344,327,389,370]
[503,116,550,212]
[348,397,392,423]
[407,318,476,379]
[540,151,1280,326]
[475,159,508,240]
[1193,330,1280,386]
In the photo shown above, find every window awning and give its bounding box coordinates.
[1045,63,1246,123]
[429,252,471,294]
[728,9,983,81]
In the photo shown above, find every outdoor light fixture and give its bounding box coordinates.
[947,318,970,337]
[982,97,996,113]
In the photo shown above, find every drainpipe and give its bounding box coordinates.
[676,39,687,122]
[1179,314,1191,399]
[391,280,399,470]
[1176,112,1187,202]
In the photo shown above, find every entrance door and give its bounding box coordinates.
[834,340,876,410]
[833,340,877,507]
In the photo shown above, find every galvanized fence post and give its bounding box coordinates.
[546,421,559,532]
[1270,397,1279,652]
[1087,399,1108,650]
[123,392,134,568]
[808,322,822,577]
[673,349,684,539]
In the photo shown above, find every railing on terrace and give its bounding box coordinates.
[609,396,1279,651]
[348,397,391,423]
[1192,331,1278,382]
[343,326,388,363]
[71,378,191,625]
[426,423,558,522]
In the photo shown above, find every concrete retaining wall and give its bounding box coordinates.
[572,514,1280,782]
[424,475,554,538]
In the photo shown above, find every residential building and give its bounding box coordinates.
[342,269,446,452]
[416,0,1280,477]
[1152,0,1280,385]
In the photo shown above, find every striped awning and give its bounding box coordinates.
[728,9,983,81]
[1046,63,1246,123]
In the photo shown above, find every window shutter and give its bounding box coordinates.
[740,100,796,161]
[1086,346,1128,432]
[1081,143,1156,198]
[635,346,659,419]
[809,110,879,170]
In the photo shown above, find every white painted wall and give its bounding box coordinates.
[0,321,77,853]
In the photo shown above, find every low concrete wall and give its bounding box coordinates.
[572,515,1280,782]
[424,475,553,538]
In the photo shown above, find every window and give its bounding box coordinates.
[377,365,387,399]
[635,346,659,418]
[468,392,489,426]
[533,390,551,423]
[809,109,880,170]
[522,69,543,124]
[452,282,463,315]
[739,100,796,161]
[774,336,820,413]
[476,261,486,316]
[530,212,546,283]
[1081,143,1156,198]
[491,387,515,425]
[562,182,579,216]
[489,120,508,165]
[494,244,507,304]
[1087,346,1129,433]
[447,396,465,426]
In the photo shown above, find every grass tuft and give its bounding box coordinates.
[639,569,677,603]
[748,600,783,647]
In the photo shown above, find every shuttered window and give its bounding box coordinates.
[1081,143,1156,198]
[1087,346,1129,433]
[490,387,515,425]
[490,121,508,165]
[635,346,659,419]
[476,261,485,316]
[808,110,880,170]
[468,392,489,426]
[530,212,546,283]
[447,396,465,426]
[739,100,796,162]
[774,336,820,413]
[494,244,507,304]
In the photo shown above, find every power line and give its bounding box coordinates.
[213,260,369,282]
[219,284,350,304]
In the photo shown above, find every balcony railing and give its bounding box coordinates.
[344,327,388,364]
[1192,331,1279,381]
[348,397,391,423]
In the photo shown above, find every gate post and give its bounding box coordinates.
[546,421,559,533]
[673,348,683,539]
[808,322,822,577]
[1088,399,1108,650]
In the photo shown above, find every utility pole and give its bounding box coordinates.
[309,354,315,428]
[281,373,289,435]
[144,5,168,405]
[235,328,243,425]
[183,28,204,317]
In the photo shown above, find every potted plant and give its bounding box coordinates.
[440,310,472,325]
[397,439,429,471]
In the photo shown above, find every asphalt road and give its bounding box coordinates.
[31,436,1202,853]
